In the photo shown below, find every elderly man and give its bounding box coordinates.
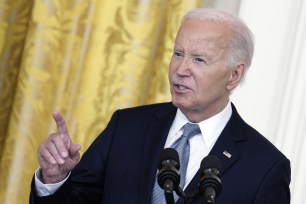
[30,8,290,204]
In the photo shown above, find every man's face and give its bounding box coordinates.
[169,19,241,122]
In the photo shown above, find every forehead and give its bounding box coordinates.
[175,19,232,51]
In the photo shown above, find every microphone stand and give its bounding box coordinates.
[164,190,175,204]
[175,187,188,204]
[165,188,216,204]
[183,186,217,204]
[164,186,187,204]
[163,180,175,204]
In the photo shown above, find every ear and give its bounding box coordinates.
[226,63,246,91]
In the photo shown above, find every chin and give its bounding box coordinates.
[172,99,190,110]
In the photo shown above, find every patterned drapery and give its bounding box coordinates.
[0,0,203,203]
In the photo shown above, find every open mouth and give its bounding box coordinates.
[173,84,191,92]
[177,85,187,90]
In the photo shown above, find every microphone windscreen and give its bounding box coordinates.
[159,148,179,164]
[200,155,221,172]
[157,148,181,192]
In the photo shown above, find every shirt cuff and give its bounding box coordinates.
[34,168,70,197]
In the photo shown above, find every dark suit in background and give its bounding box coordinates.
[30,102,291,203]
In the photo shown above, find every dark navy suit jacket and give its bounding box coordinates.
[30,102,291,203]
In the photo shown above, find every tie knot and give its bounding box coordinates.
[182,123,201,140]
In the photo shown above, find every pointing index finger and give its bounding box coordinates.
[52,111,70,141]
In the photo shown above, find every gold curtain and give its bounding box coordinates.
[0,0,203,203]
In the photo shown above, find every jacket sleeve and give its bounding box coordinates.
[253,157,291,204]
[30,175,73,204]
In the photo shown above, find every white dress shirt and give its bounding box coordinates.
[35,168,70,196]
[164,101,232,189]
[35,101,232,196]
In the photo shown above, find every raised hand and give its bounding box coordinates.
[38,112,81,184]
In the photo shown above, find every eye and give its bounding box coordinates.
[173,51,183,58]
[194,57,206,64]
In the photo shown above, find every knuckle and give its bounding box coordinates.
[38,141,49,153]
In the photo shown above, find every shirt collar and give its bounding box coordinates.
[169,101,232,147]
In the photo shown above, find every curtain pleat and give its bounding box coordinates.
[0,0,34,157]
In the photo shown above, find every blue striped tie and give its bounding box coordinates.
[151,123,201,203]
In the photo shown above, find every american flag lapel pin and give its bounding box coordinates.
[223,150,232,158]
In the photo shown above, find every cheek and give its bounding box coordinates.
[196,72,226,95]
[169,59,176,75]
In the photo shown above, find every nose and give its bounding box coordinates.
[175,57,191,77]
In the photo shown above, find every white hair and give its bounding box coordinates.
[182,8,255,70]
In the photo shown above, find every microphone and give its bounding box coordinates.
[157,148,182,203]
[198,155,222,204]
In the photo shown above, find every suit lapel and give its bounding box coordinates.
[178,103,247,203]
[209,126,240,175]
[140,103,177,203]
